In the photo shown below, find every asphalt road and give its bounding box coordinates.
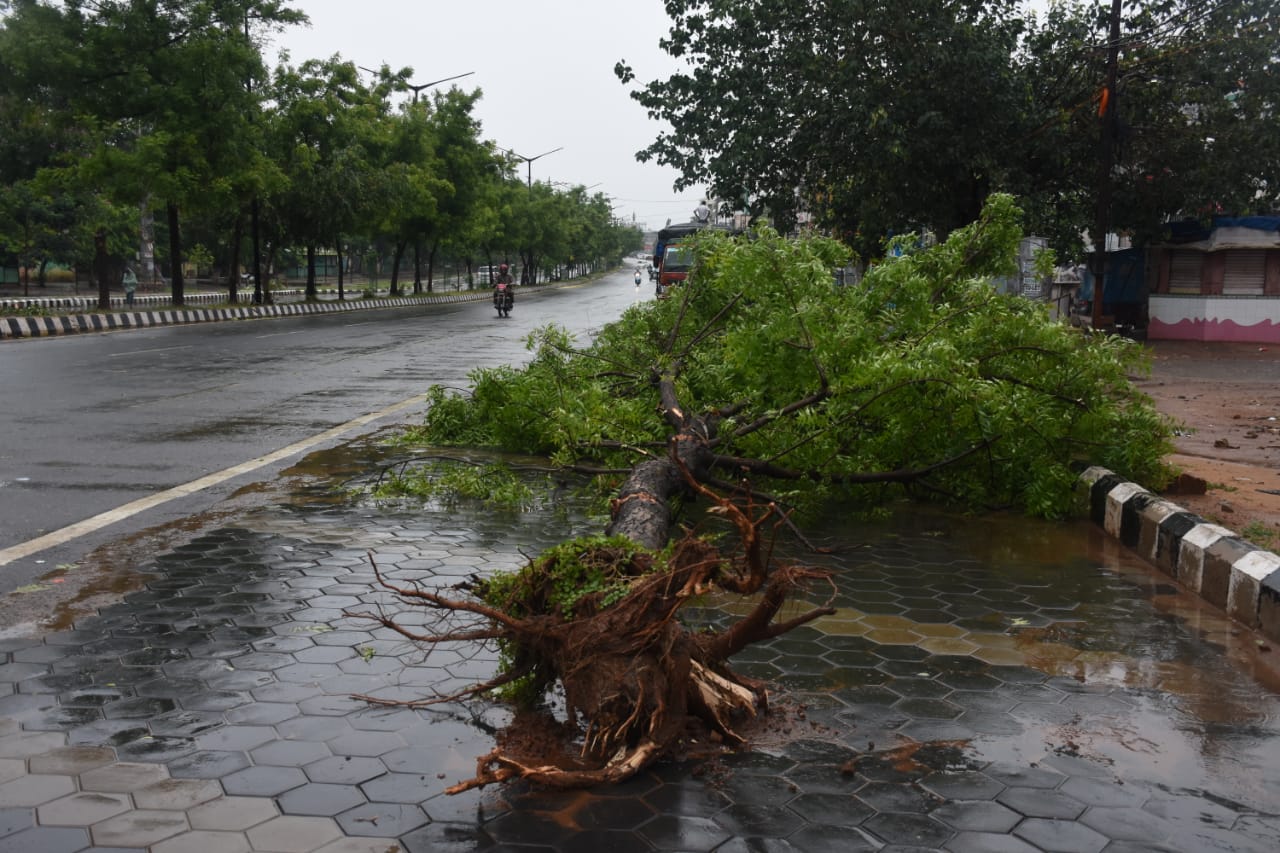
[0,271,646,593]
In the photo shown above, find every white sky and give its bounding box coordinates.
[270,0,708,232]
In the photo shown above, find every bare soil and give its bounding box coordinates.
[1134,339,1280,551]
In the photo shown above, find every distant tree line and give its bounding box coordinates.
[0,0,642,306]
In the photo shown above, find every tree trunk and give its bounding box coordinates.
[251,197,264,305]
[389,241,406,296]
[335,237,345,301]
[305,244,317,301]
[166,202,184,306]
[94,230,110,310]
[228,214,243,304]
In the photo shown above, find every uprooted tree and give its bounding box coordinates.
[350,195,1175,790]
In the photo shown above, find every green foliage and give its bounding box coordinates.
[621,0,1280,260]
[1241,521,1278,552]
[411,195,1174,519]
[478,534,658,620]
[370,460,534,509]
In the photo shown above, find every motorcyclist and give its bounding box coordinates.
[634,268,642,287]
[493,263,514,316]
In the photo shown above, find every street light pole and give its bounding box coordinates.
[356,67,475,103]
[506,147,564,190]
[407,71,474,103]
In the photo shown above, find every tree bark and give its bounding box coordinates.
[166,202,184,306]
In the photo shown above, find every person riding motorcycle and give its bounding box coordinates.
[493,263,514,316]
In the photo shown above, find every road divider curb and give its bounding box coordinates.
[1081,465,1280,642]
[0,290,490,340]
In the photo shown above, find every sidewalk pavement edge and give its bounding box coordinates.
[1080,465,1280,643]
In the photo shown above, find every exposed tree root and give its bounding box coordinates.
[349,413,838,791]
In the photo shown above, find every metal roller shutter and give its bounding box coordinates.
[1222,250,1266,295]
[1168,250,1202,294]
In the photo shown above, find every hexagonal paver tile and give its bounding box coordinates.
[0,760,23,786]
[79,761,170,793]
[250,739,332,767]
[998,788,1087,820]
[334,801,428,837]
[326,730,404,757]
[0,805,34,838]
[277,782,366,817]
[947,830,1043,852]
[187,794,280,831]
[194,725,277,752]
[37,791,131,826]
[360,771,438,805]
[919,637,980,655]
[221,765,308,797]
[1013,817,1108,853]
[304,755,388,785]
[1079,805,1177,844]
[932,800,1021,833]
[316,836,431,853]
[784,792,874,827]
[26,746,115,776]
[245,815,342,852]
[168,749,253,780]
[90,808,189,847]
[862,812,954,847]
[0,732,66,759]
[151,828,251,853]
[0,825,91,853]
[714,803,807,838]
[1058,776,1148,809]
[0,773,76,806]
[133,777,221,810]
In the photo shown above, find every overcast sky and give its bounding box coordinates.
[270,0,708,232]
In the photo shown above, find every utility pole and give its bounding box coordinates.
[1091,0,1123,331]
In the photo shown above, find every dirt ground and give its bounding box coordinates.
[1134,338,1280,551]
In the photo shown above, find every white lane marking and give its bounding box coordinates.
[108,345,194,357]
[254,329,308,339]
[0,394,428,568]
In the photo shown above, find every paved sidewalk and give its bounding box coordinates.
[1,437,1278,851]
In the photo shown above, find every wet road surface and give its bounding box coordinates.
[0,276,644,593]
[0,432,1278,852]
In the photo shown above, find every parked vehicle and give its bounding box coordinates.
[652,220,736,299]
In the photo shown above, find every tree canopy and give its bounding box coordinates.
[420,194,1173,521]
[0,0,641,295]
[618,0,1280,259]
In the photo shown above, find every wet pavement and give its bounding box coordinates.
[1,439,1279,852]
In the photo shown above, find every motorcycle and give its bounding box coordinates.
[493,282,514,318]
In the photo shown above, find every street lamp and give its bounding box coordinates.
[357,67,475,103]
[406,71,474,102]
[505,147,564,189]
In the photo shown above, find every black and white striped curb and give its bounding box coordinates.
[0,290,259,312]
[0,290,489,340]
[1081,466,1280,642]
